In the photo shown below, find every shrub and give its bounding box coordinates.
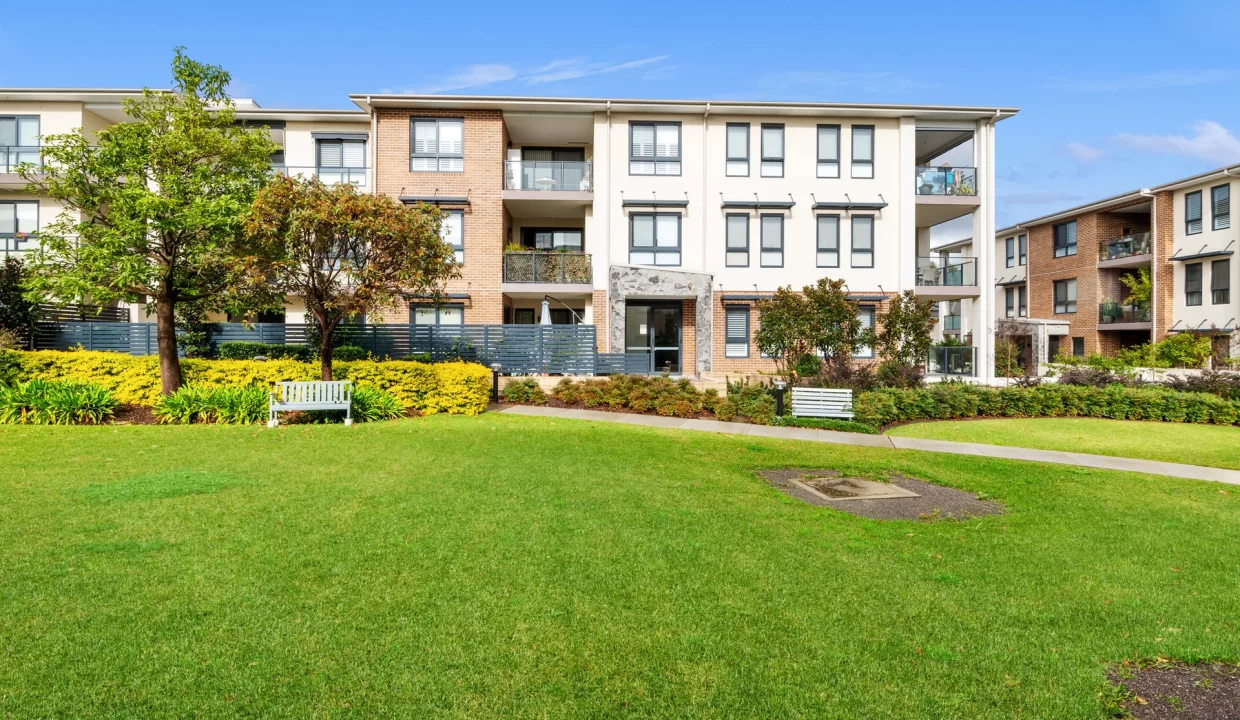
[154,385,268,424]
[1163,370,1240,401]
[332,345,368,362]
[773,416,878,434]
[726,377,778,424]
[793,353,822,379]
[1057,365,1139,388]
[1,350,491,415]
[0,379,118,425]
[218,342,312,362]
[502,379,547,405]
[714,398,738,422]
[304,385,405,424]
[875,359,925,389]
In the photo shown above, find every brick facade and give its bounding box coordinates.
[1153,190,1175,341]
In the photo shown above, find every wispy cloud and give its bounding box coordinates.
[1114,121,1240,163]
[758,71,928,96]
[1048,69,1240,92]
[1001,190,1086,206]
[413,55,670,93]
[525,56,669,84]
[1058,142,1105,164]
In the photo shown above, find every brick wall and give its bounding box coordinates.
[1153,190,1175,341]
[592,289,608,352]
[1028,213,1102,355]
[374,108,506,324]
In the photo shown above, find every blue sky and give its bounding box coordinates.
[3,0,1239,228]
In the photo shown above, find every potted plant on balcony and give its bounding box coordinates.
[1100,298,1121,323]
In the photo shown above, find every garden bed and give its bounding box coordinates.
[1108,661,1240,719]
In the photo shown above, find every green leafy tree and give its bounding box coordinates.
[802,277,871,373]
[19,49,280,394]
[0,258,37,349]
[244,176,458,380]
[876,290,936,367]
[1120,267,1152,307]
[754,287,813,381]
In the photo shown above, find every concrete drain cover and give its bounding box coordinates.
[797,476,920,501]
[758,469,1004,521]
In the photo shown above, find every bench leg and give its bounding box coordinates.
[268,408,278,428]
[344,404,353,427]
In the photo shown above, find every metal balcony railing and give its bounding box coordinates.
[916,256,977,286]
[504,160,592,192]
[274,165,368,187]
[915,166,977,196]
[503,251,592,284]
[1098,302,1152,324]
[927,346,977,376]
[1,146,42,174]
[1098,232,1151,261]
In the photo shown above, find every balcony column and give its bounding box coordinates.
[898,118,918,291]
[973,119,997,383]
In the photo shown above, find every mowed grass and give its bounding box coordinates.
[887,417,1240,470]
[1,415,1237,719]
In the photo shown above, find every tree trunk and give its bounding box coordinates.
[318,316,336,381]
[154,297,183,395]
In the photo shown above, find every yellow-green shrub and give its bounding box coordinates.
[0,350,491,416]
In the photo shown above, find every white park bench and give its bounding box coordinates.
[268,381,353,428]
[790,387,854,419]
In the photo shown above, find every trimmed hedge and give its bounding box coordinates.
[217,342,312,362]
[854,382,1240,427]
[0,350,491,416]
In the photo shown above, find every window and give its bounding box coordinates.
[1186,190,1203,235]
[441,210,464,264]
[760,214,783,267]
[0,116,40,171]
[520,228,583,251]
[1053,220,1077,258]
[629,122,680,175]
[1212,184,1231,231]
[0,201,37,257]
[817,124,840,178]
[1212,259,1230,304]
[1018,234,1027,266]
[1048,336,1060,359]
[1072,337,1085,357]
[816,215,840,268]
[725,214,748,267]
[513,308,536,325]
[411,118,464,172]
[760,124,784,177]
[1018,285,1028,317]
[1185,262,1203,306]
[1005,287,1015,317]
[853,307,875,358]
[725,123,749,176]
[725,306,750,358]
[316,138,366,185]
[1053,279,1076,314]
[412,303,464,326]
[851,216,874,268]
[851,125,874,178]
[1005,237,1015,268]
[629,214,681,265]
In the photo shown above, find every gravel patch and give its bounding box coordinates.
[1110,662,1240,719]
[759,468,1003,520]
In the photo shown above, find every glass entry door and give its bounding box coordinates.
[624,302,682,374]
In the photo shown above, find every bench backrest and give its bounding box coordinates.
[791,387,854,418]
[275,381,352,405]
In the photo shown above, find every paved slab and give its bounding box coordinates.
[495,404,1240,485]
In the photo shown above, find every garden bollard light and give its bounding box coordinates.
[491,363,502,402]
[773,379,786,417]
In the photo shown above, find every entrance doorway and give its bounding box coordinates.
[625,302,682,374]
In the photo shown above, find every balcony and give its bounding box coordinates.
[1,146,43,187]
[1098,301,1152,331]
[275,165,367,187]
[928,346,977,376]
[1097,232,1151,269]
[914,165,980,225]
[502,161,593,218]
[502,252,593,293]
[914,257,979,301]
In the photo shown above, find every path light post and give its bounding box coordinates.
[491,363,502,402]
[773,379,787,418]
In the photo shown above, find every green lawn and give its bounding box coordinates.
[887,417,1240,470]
[1,415,1237,718]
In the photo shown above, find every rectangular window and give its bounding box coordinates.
[630,122,680,175]
[1053,220,1077,258]
[1212,184,1231,231]
[1053,279,1077,314]
[850,216,874,268]
[760,124,784,177]
[1212,258,1230,304]
[1005,287,1015,317]
[725,123,749,176]
[412,303,464,326]
[629,213,681,266]
[851,125,874,178]
[1018,285,1028,317]
[725,214,749,267]
[817,124,840,178]
[816,215,840,268]
[1005,237,1015,268]
[411,118,464,172]
[1048,336,1060,359]
[725,306,750,358]
[1018,234,1027,266]
[441,210,464,264]
[521,228,583,252]
[1186,190,1203,235]
[1072,337,1085,357]
[0,116,40,171]
[0,200,37,257]
[1185,262,1202,306]
[316,138,366,185]
[760,214,783,267]
[853,307,875,358]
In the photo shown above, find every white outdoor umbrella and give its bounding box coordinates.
[540,298,552,325]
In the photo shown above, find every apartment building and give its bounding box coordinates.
[351,94,1015,379]
[994,163,1238,371]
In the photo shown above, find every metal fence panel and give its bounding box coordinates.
[35,321,156,354]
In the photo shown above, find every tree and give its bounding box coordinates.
[245,176,458,380]
[754,287,813,381]
[1120,267,1152,307]
[20,49,280,394]
[876,290,936,367]
[802,278,871,373]
[0,258,37,349]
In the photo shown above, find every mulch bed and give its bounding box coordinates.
[1109,662,1240,719]
[758,469,1004,521]
[109,405,157,425]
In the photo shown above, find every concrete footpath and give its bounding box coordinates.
[496,405,1240,486]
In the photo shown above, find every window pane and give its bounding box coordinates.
[14,203,35,232]
[852,163,874,179]
[654,161,680,175]
[440,211,463,249]
[632,216,654,247]
[318,141,342,167]
[342,140,365,168]
[0,119,14,147]
[760,251,782,266]
[654,252,680,266]
[853,217,873,250]
[760,161,782,177]
[1214,185,1231,230]
[852,127,873,162]
[726,252,748,266]
[817,162,839,179]
[0,204,14,234]
[818,126,839,161]
[439,306,463,325]
[655,215,679,247]
[16,118,38,146]
[726,161,748,176]
[817,252,838,267]
[414,307,437,325]
[411,157,437,172]
[726,125,748,159]
[630,252,655,265]
[761,216,782,249]
[629,161,654,175]
[413,121,437,154]
[655,125,679,158]
[631,124,654,158]
[762,126,783,159]
[726,215,747,249]
[817,216,839,250]
[439,157,464,172]
[553,231,582,250]
[438,121,463,154]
